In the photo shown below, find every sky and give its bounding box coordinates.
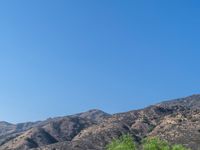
[0,0,200,123]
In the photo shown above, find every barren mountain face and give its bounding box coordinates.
[0,95,200,150]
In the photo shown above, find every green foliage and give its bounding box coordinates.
[106,134,136,150]
[143,137,170,150]
[172,144,190,150]
[142,116,149,124]
[148,124,156,132]
[106,135,190,150]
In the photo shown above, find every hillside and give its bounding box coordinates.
[0,95,200,150]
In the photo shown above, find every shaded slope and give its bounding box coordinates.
[0,109,110,150]
[1,94,200,150]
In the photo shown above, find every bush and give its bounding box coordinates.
[106,134,136,150]
[143,137,170,150]
[106,135,190,150]
[172,144,190,150]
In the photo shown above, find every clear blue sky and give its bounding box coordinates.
[0,0,200,123]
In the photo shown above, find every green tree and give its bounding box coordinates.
[142,137,170,150]
[106,134,136,150]
[172,144,190,150]
[106,135,189,150]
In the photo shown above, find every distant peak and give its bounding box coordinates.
[185,94,200,98]
[87,109,106,113]
[0,121,13,125]
[0,121,14,128]
[157,94,200,109]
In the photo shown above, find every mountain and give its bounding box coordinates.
[0,109,110,150]
[0,95,200,150]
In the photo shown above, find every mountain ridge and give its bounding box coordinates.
[0,94,200,150]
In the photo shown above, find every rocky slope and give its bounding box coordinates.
[0,95,200,150]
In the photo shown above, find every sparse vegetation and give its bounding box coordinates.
[172,144,190,150]
[143,137,170,150]
[106,135,190,150]
[106,134,136,150]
